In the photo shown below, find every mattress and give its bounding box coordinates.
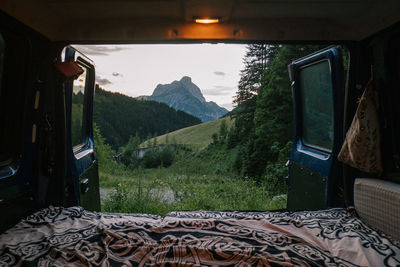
[0,206,399,266]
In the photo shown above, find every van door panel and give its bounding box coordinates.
[0,22,53,231]
[63,47,100,211]
[79,162,100,211]
[287,46,345,211]
[288,162,326,210]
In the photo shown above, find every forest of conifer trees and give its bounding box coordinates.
[226,44,329,193]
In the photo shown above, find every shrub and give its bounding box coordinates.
[93,123,122,174]
[211,133,219,144]
[261,141,292,195]
[102,183,130,213]
[142,147,175,168]
[120,134,141,166]
[142,149,161,168]
[160,147,174,167]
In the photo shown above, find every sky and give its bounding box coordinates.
[73,44,248,110]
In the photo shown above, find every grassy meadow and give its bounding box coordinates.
[140,117,234,149]
[98,117,287,215]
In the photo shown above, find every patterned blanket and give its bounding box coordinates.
[0,207,399,266]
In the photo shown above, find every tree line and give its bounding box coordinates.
[93,87,201,150]
[224,44,329,194]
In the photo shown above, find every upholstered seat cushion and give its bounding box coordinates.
[354,178,400,241]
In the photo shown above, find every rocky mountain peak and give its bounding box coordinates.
[180,76,192,84]
[152,76,205,103]
[148,76,228,122]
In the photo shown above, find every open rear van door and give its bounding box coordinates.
[0,32,37,231]
[63,46,100,211]
[287,46,345,211]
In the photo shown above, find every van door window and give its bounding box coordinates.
[71,64,88,148]
[299,60,334,152]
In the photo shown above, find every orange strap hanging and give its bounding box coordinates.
[55,60,84,80]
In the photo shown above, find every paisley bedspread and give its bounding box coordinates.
[0,207,399,266]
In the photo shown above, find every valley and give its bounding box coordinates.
[96,117,287,214]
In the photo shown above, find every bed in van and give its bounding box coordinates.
[0,1,399,266]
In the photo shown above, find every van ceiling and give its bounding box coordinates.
[1,0,399,42]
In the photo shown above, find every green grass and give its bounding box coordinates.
[100,145,287,215]
[140,117,234,149]
[102,171,287,215]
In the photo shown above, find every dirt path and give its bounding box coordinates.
[100,188,114,200]
[150,188,175,204]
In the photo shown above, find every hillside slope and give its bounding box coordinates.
[143,117,234,149]
[94,87,201,150]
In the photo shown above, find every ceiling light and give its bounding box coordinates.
[194,18,220,24]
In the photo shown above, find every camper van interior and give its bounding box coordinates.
[0,0,400,265]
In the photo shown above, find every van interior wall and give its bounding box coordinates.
[341,42,371,206]
[373,28,400,182]
[0,12,64,232]
[342,25,400,207]
[386,36,400,175]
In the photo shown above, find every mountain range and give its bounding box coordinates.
[145,76,228,122]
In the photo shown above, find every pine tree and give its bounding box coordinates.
[230,44,281,176]
[250,45,325,177]
[218,119,228,142]
[146,133,152,147]
[231,44,325,179]
[93,123,119,173]
[232,45,281,141]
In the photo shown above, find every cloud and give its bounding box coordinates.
[96,75,112,86]
[73,45,130,56]
[213,71,226,76]
[112,72,123,77]
[202,86,236,96]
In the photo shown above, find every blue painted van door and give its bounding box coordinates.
[63,46,100,210]
[287,46,345,211]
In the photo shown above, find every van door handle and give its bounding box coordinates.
[80,178,89,194]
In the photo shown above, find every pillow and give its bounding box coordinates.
[338,80,382,174]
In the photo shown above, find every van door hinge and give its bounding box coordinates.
[44,114,53,133]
